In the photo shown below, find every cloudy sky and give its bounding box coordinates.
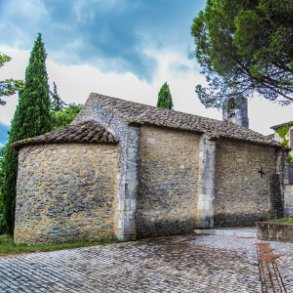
[0,0,292,135]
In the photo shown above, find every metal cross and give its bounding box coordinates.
[258,167,266,177]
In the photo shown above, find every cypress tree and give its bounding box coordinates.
[2,33,51,234]
[157,82,173,109]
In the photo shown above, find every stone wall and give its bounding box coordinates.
[14,143,118,245]
[284,185,293,216]
[215,139,277,226]
[136,126,200,238]
[257,221,293,243]
[73,94,138,241]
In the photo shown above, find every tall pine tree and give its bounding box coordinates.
[156,82,173,109]
[50,82,66,111]
[2,33,51,234]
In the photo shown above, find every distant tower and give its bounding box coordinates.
[222,95,249,128]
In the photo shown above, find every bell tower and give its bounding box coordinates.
[222,95,249,128]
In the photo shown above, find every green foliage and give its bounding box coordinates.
[50,82,66,111]
[191,0,293,108]
[275,124,293,164]
[1,142,17,235]
[277,125,289,139]
[271,218,293,224]
[2,33,51,234]
[49,81,81,129]
[0,148,6,234]
[157,82,173,109]
[0,53,23,105]
[276,125,289,147]
[0,234,119,254]
[288,154,293,165]
[0,54,10,66]
[51,103,83,130]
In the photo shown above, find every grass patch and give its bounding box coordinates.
[271,218,293,224]
[0,234,117,255]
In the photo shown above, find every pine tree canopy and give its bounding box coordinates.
[0,53,23,106]
[157,82,173,109]
[191,0,293,108]
[50,82,66,111]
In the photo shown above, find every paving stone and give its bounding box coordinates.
[0,234,292,292]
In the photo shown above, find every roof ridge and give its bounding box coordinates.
[88,92,280,148]
[91,92,227,125]
[271,121,293,130]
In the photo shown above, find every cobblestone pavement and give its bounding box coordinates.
[0,234,292,293]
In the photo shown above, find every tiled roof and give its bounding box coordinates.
[271,121,293,130]
[266,133,275,140]
[12,120,118,149]
[88,93,280,147]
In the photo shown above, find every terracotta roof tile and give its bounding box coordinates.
[12,120,118,150]
[271,121,293,130]
[88,93,280,147]
[266,133,275,140]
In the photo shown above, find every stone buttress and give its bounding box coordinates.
[196,135,216,228]
[73,94,139,241]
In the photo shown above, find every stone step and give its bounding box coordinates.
[194,227,257,238]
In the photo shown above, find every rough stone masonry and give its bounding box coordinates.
[13,93,286,245]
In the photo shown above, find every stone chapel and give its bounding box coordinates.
[13,93,285,245]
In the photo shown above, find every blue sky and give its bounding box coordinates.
[0,0,205,80]
[0,0,292,135]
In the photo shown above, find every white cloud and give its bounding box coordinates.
[4,0,48,21]
[0,45,293,135]
[0,47,29,125]
[249,96,293,134]
[73,0,125,23]
[0,0,49,49]
[19,0,48,19]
